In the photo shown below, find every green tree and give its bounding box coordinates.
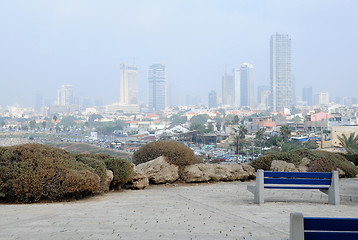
[204,123,214,133]
[190,123,205,133]
[338,132,358,154]
[53,115,58,122]
[42,121,47,129]
[60,116,76,128]
[280,125,291,142]
[88,114,103,124]
[232,115,240,124]
[171,115,187,125]
[190,114,210,125]
[29,120,36,130]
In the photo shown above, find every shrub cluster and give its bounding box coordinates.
[250,149,358,178]
[133,141,201,166]
[0,144,133,203]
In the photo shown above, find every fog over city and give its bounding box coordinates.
[0,0,357,107]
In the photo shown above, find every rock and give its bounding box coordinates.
[102,170,114,192]
[296,158,311,172]
[270,160,297,172]
[242,164,256,179]
[136,156,179,184]
[124,168,149,190]
[337,168,345,177]
[181,163,250,183]
[300,157,311,166]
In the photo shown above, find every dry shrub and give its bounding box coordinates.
[0,144,101,203]
[133,141,198,166]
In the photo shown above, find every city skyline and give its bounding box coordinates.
[0,1,357,108]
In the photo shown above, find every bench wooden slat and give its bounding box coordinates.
[265,186,329,190]
[264,178,331,185]
[264,171,332,178]
[304,217,358,231]
[305,231,358,240]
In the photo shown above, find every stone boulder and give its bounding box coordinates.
[136,156,179,184]
[297,157,311,172]
[242,164,256,179]
[270,160,297,172]
[102,170,113,193]
[124,168,149,190]
[181,163,251,183]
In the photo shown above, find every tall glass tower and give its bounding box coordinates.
[240,63,254,108]
[148,63,166,111]
[270,33,292,111]
[120,63,138,105]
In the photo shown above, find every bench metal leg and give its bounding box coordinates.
[328,170,340,205]
[290,212,304,240]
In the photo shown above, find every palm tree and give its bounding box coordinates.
[234,125,248,162]
[280,125,291,142]
[255,127,266,154]
[338,132,358,154]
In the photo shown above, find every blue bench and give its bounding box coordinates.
[247,169,339,205]
[290,212,358,240]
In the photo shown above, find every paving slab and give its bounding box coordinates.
[0,178,357,240]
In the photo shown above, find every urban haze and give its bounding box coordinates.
[0,0,357,108]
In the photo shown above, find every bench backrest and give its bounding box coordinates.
[263,171,332,189]
[304,217,358,239]
[291,213,358,240]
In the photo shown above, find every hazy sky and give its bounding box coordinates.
[1,0,357,107]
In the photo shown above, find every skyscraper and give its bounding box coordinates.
[58,85,74,107]
[222,73,235,106]
[208,90,217,108]
[270,33,292,111]
[120,63,138,105]
[148,63,166,111]
[233,68,240,107]
[240,63,254,108]
[302,86,313,106]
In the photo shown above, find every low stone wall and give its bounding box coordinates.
[127,156,256,189]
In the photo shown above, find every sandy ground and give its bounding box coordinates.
[1,179,358,240]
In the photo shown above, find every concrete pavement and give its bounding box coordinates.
[1,178,357,240]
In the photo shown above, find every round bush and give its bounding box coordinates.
[133,141,199,166]
[0,144,101,203]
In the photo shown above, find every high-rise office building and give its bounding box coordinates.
[270,33,292,111]
[148,63,166,111]
[302,86,313,106]
[208,90,217,108]
[233,68,240,107]
[120,63,138,105]
[240,63,254,108]
[258,85,270,103]
[58,85,74,107]
[314,92,329,106]
[222,73,235,106]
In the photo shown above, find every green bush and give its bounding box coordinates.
[251,151,301,171]
[340,153,358,166]
[104,157,134,188]
[250,149,358,178]
[0,144,100,203]
[133,141,199,166]
[74,154,108,192]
